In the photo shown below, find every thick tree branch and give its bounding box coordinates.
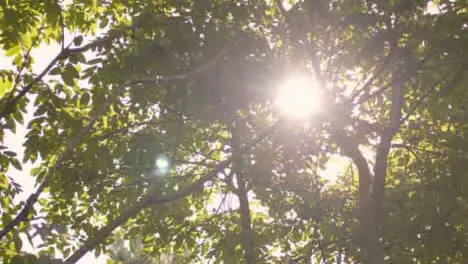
[0,80,130,240]
[0,36,251,240]
[65,121,279,263]
[0,22,152,121]
[332,129,372,213]
[330,127,381,263]
[365,75,403,264]
[65,159,230,263]
[231,121,256,264]
[64,198,149,264]
[372,76,403,213]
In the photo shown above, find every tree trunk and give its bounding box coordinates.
[231,121,256,264]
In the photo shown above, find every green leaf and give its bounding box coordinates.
[95,246,101,258]
[70,52,86,64]
[13,235,22,250]
[5,45,21,57]
[10,159,22,171]
[0,77,13,97]
[31,167,42,176]
[49,67,62,75]
[3,151,16,157]
[61,64,79,86]
[73,36,84,46]
[80,92,90,106]
[64,248,71,258]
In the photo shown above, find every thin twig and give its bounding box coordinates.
[400,70,452,125]
[352,50,439,106]
[0,32,127,120]
[56,0,65,51]
[390,144,423,164]
[349,42,397,102]
[0,80,129,241]
[11,29,43,93]
[0,41,72,120]
[185,190,229,262]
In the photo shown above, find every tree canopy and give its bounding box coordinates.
[0,0,467,263]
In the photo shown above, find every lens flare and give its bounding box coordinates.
[155,154,171,176]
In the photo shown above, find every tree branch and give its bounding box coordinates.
[65,198,149,264]
[372,75,403,213]
[56,0,65,51]
[231,120,256,264]
[390,143,423,164]
[401,70,452,125]
[350,42,398,102]
[0,24,134,121]
[275,0,287,15]
[330,127,377,263]
[132,35,248,84]
[0,36,106,120]
[0,35,251,241]
[65,121,280,263]
[0,80,130,241]
[352,50,438,106]
[331,129,372,213]
[11,28,43,93]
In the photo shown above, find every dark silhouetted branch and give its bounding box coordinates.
[231,121,256,264]
[0,35,250,241]
[65,121,280,263]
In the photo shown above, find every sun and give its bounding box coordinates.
[275,76,322,120]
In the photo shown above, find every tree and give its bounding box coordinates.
[108,230,190,264]
[0,0,467,263]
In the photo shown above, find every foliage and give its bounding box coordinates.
[108,230,190,264]
[0,0,467,263]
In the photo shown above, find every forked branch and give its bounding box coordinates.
[0,36,249,241]
[65,120,279,263]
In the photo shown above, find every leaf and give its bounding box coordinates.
[70,52,86,64]
[87,58,102,65]
[80,92,90,106]
[64,248,71,258]
[95,246,101,258]
[3,151,16,157]
[10,159,22,171]
[61,64,79,86]
[5,45,20,57]
[13,235,22,251]
[0,77,13,97]
[73,36,84,46]
[49,67,62,75]
[31,167,42,176]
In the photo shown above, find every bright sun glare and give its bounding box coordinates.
[276,76,322,120]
